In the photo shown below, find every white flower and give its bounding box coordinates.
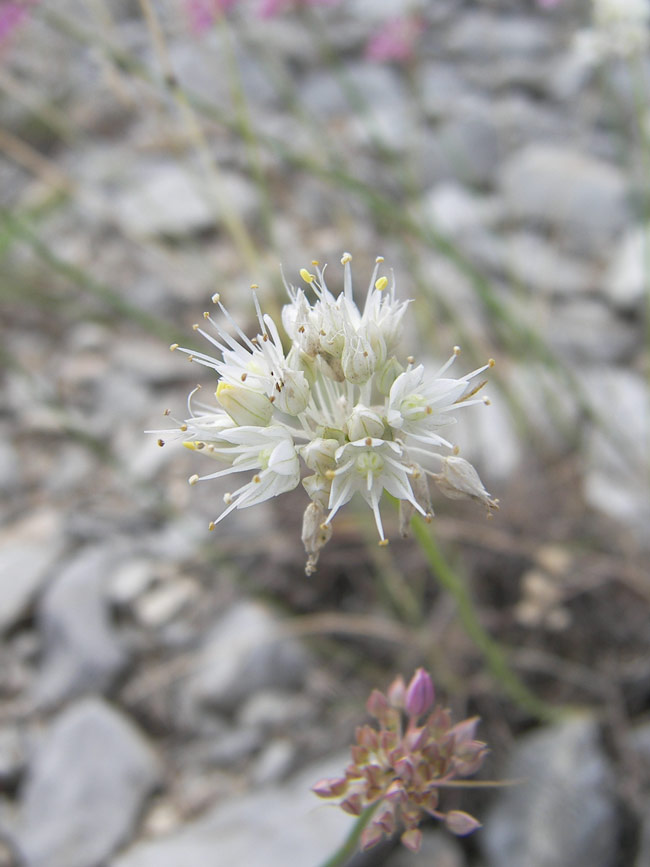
[574,0,650,61]
[154,254,496,573]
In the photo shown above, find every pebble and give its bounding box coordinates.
[32,545,129,709]
[499,145,628,255]
[604,225,648,312]
[0,510,65,636]
[110,754,353,867]
[481,715,617,867]
[186,601,310,714]
[14,697,161,867]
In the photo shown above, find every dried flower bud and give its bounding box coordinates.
[405,667,435,719]
[444,810,482,836]
[301,501,332,576]
[387,674,406,709]
[433,455,498,512]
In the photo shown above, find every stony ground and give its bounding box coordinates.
[1,1,650,865]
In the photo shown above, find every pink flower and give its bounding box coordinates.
[365,15,425,63]
[185,0,238,34]
[0,0,37,47]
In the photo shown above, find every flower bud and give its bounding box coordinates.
[376,356,404,396]
[302,473,331,510]
[346,406,385,442]
[301,438,339,474]
[400,828,423,853]
[366,687,390,720]
[360,823,385,850]
[312,776,348,798]
[272,368,310,416]
[387,675,406,709]
[433,456,498,512]
[216,381,273,426]
[342,335,376,385]
[405,668,435,719]
[444,810,482,836]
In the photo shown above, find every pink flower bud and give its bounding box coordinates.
[312,776,348,798]
[341,793,363,816]
[387,675,406,708]
[445,810,482,836]
[400,827,423,852]
[405,668,435,719]
[360,822,385,850]
[366,688,389,720]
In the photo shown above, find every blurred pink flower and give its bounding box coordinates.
[365,15,425,63]
[257,0,340,18]
[0,0,37,47]
[185,0,238,34]
[536,0,564,7]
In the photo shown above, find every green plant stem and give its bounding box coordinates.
[317,805,376,867]
[411,516,558,722]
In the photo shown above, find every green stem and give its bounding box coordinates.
[317,806,376,867]
[411,516,558,722]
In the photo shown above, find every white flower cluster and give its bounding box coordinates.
[575,0,650,61]
[154,254,497,574]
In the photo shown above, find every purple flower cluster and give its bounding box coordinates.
[313,669,487,853]
[0,0,38,48]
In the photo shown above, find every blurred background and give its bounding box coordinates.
[0,0,649,865]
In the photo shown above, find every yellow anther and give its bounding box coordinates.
[157,439,165,447]
[170,343,179,351]
[365,437,372,446]
[192,324,199,331]
[224,493,233,505]
[378,539,389,547]
[188,474,199,486]
[208,521,216,531]
[211,292,220,304]
[311,260,320,266]
[453,346,461,356]
[375,256,384,264]
[250,283,259,290]
[163,408,170,416]
[488,358,495,368]
[203,311,210,319]
[341,252,352,265]
[425,406,432,415]
[484,398,491,405]
[453,445,460,455]
[407,355,415,364]
[179,424,188,432]
[253,475,261,483]
[300,268,315,284]
[240,372,248,382]
[319,522,330,531]
[374,276,388,292]
[183,440,201,451]
[325,470,336,479]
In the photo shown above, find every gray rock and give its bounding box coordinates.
[187,601,310,713]
[430,111,501,188]
[111,755,353,867]
[499,145,628,255]
[15,698,160,867]
[417,63,470,121]
[545,300,637,364]
[447,12,554,60]
[630,722,650,866]
[0,510,65,636]
[604,225,648,311]
[502,232,594,297]
[0,727,26,787]
[581,369,650,542]
[108,161,258,239]
[238,689,315,733]
[32,545,128,708]
[482,715,617,867]
[419,183,503,239]
[250,738,295,786]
